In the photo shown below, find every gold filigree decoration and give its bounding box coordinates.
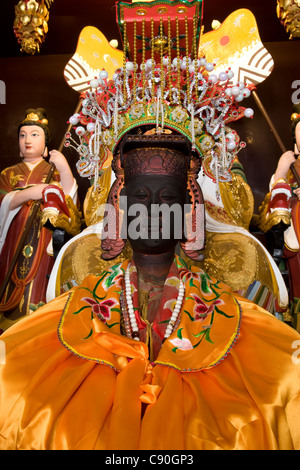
[219,174,254,230]
[54,235,132,297]
[8,171,24,188]
[202,232,276,294]
[83,165,112,227]
[13,0,54,54]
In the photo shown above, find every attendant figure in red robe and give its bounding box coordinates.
[267,115,300,329]
[0,108,79,330]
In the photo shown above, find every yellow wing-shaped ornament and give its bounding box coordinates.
[200,9,274,86]
[64,26,123,93]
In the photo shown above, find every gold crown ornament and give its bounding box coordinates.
[65,0,254,185]
[23,112,48,126]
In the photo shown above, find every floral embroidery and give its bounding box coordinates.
[101,264,124,291]
[169,328,193,352]
[179,270,202,286]
[9,171,24,188]
[170,338,193,351]
[192,295,224,322]
[170,255,236,352]
[72,265,125,338]
[81,297,117,323]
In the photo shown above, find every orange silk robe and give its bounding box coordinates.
[0,257,300,450]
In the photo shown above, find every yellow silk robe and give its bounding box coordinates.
[0,257,300,450]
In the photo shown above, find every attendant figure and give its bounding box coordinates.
[0,108,80,331]
[259,115,300,330]
[196,152,289,320]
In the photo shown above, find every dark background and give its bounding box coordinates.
[0,0,299,211]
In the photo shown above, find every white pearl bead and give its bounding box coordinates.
[87,123,95,133]
[231,86,240,97]
[209,74,218,84]
[172,57,182,68]
[227,141,236,150]
[99,70,108,80]
[218,72,228,81]
[226,132,235,140]
[75,126,86,136]
[146,58,155,69]
[125,61,134,72]
[235,93,244,102]
[90,79,100,89]
[205,62,214,72]
[69,115,79,125]
[244,108,254,118]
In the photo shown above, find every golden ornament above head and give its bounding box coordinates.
[24,112,48,125]
[291,112,300,121]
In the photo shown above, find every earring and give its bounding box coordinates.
[180,157,206,261]
[101,155,127,260]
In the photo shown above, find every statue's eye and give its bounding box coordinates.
[132,188,149,200]
[160,190,177,202]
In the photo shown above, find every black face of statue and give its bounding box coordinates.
[123,175,188,255]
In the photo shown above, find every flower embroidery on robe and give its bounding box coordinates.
[81,297,117,323]
[101,264,124,291]
[191,294,225,322]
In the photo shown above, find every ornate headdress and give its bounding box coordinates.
[66,0,254,186]
[66,0,254,260]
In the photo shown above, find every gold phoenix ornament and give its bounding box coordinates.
[13,0,54,54]
[277,0,300,39]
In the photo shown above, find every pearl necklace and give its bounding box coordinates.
[124,265,185,341]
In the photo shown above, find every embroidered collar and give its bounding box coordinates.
[58,256,241,372]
